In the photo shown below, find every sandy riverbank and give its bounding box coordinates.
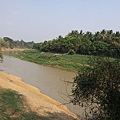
[1,48,29,52]
[0,72,81,120]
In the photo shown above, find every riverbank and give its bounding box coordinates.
[12,50,92,72]
[0,71,80,120]
[1,48,29,52]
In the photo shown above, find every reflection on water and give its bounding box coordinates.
[0,52,85,118]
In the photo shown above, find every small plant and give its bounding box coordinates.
[68,49,75,55]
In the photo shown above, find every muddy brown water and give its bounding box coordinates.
[0,52,85,118]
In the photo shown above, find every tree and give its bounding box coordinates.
[71,58,120,119]
[0,46,3,62]
[33,29,120,58]
[79,38,93,55]
[93,41,109,55]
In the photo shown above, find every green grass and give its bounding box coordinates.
[12,50,91,72]
[12,50,115,72]
[12,50,114,72]
[0,87,50,120]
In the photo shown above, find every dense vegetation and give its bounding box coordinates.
[71,58,120,120]
[12,50,108,72]
[0,87,50,120]
[33,29,120,58]
[0,37,34,49]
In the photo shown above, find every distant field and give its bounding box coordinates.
[12,50,113,72]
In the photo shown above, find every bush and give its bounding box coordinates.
[68,49,75,55]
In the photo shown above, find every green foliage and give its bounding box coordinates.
[0,51,2,58]
[71,58,120,119]
[93,41,109,55]
[33,29,120,58]
[68,49,75,55]
[2,37,34,49]
[12,50,93,72]
[0,47,3,62]
[79,39,93,55]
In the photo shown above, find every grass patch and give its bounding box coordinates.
[0,87,50,120]
[12,50,114,72]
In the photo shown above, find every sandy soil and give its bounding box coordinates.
[1,48,29,52]
[0,72,81,120]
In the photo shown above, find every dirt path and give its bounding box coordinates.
[0,72,81,120]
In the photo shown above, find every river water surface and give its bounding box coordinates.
[0,53,85,118]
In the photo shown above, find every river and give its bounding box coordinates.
[0,52,85,118]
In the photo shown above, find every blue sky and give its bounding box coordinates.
[0,0,120,42]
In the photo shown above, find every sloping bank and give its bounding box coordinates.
[0,72,81,120]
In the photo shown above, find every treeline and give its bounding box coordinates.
[33,29,120,58]
[0,37,34,49]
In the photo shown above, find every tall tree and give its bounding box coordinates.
[71,58,120,119]
[33,29,120,58]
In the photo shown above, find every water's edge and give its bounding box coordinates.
[0,54,84,118]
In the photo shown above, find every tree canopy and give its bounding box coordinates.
[0,37,34,49]
[71,58,120,119]
[33,29,120,58]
